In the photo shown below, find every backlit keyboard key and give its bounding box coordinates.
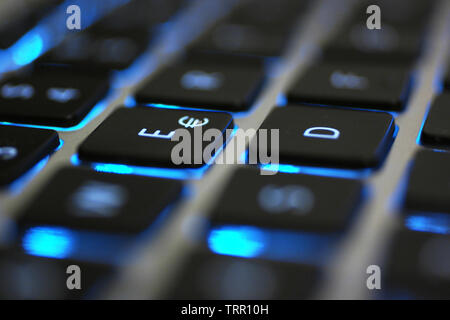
[210,168,363,233]
[0,66,109,127]
[78,107,234,168]
[386,230,450,299]
[135,55,265,111]
[166,251,319,299]
[0,125,59,186]
[287,63,411,111]
[420,94,450,148]
[403,150,450,214]
[18,167,182,233]
[253,105,396,168]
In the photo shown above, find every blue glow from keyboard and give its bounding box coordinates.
[23,226,75,259]
[261,163,371,179]
[405,214,450,235]
[11,28,45,66]
[208,226,266,258]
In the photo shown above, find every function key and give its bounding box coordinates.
[420,94,450,148]
[253,105,396,169]
[287,63,411,111]
[78,107,233,168]
[210,168,363,233]
[135,55,265,111]
[165,251,319,299]
[385,230,449,299]
[403,150,450,214]
[0,66,109,127]
[0,125,59,186]
[18,167,182,233]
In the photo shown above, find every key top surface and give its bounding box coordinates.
[386,230,450,299]
[421,94,450,148]
[403,150,450,214]
[78,107,234,168]
[287,63,411,111]
[0,125,59,186]
[18,167,182,233]
[253,105,396,168]
[0,66,109,127]
[165,251,319,299]
[210,167,363,233]
[134,57,265,111]
[0,249,112,299]
[445,64,450,90]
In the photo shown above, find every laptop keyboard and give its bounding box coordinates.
[0,0,449,300]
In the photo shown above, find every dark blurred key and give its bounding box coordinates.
[0,125,59,186]
[78,107,233,168]
[18,167,182,233]
[135,56,265,111]
[166,251,319,299]
[403,150,450,214]
[386,230,450,299]
[0,66,109,127]
[253,106,395,168]
[0,249,112,299]
[445,65,450,90]
[211,168,363,233]
[288,63,411,111]
[421,94,450,148]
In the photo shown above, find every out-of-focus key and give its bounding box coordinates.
[421,94,450,148]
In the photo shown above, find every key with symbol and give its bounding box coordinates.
[287,63,411,111]
[252,105,396,169]
[78,107,234,168]
[135,55,265,111]
[0,125,59,186]
[210,167,363,233]
[0,66,109,127]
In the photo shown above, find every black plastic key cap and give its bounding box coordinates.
[18,167,182,233]
[421,94,450,147]
[403,150,450,214]
[0,249,111,299]
[253,105,395,168]
[78,107,234,168]
[211,167,363,233]
[135,56,265,111]
[288,63,411,111]
[386,230,450,299]
[0,66,109,127]
[166,251,319,299]
[445,65,450,90]
[0,125,59,186]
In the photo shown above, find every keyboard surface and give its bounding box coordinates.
[0,0,449,300]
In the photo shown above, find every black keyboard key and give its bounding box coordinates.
[386,230,450,299]
[445,64,450,90]
[79,107,233,168]
[288,63,411,111]
[210,168,363,233]
[0,125,59,186]
[253,106,395,168]
[166,251,319,299]
[0,249,112,299]
[421,94,450,148]
[18,167,182,233]
[135,56,265,111]
[0,66,109,127]
[403,150,450,214]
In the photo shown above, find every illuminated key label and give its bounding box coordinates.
[178,116,209,128]
[303,127,340,140]
[330,71,369,90]
[1,83,34,99]
[138,128,175,139]
[0,146,18,161]
[258,184,315,214]
[47,87,80,103]
[180,70,223,90]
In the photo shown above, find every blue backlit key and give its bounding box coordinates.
[210,167,363,233]
[0,66,109,127]
[420,93,450,148]
[0,125,59,186]
[17,167,182,233]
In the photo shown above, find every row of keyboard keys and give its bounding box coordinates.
[135,55,265,111]
[18,167,183,233]
[254,105,396,169]
[0,125,59,186]
[288,63,411,111]
[211,168,363,233]
[0,65,109,127]
[421,93,450,148]
[166,251,319,299]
